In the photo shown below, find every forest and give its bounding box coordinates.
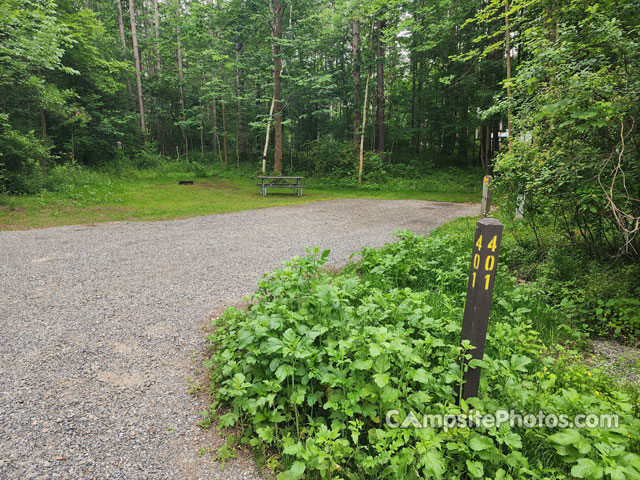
[2,0,640,260]
[2,1,640,478]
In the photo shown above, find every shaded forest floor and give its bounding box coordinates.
[0,167,482,230]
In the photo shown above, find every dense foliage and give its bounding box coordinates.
[496,217,640,342]
[207,231,640,479]
[3,0,638,260]
[495,0,640,257]
[0,0,536,193]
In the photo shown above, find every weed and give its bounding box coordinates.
[187,376,204,395]
[215,434,238,470]
[206,236,640,479]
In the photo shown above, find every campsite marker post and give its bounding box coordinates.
[459,218,503,400]
[481,175,493,217]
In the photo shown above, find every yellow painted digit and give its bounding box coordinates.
[485,274,491,290]
[475,235,483,251]
[472,271,476,287]
[473,254,480,269]
[485,255,495,271]
[488,235,498,252]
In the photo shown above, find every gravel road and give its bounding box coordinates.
[0,199,477,479]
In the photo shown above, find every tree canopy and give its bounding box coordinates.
[1,0,639,255]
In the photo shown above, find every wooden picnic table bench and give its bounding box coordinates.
[257,176,306,197]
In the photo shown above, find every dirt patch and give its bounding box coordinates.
[145,322,174,338]
[206,180,244,192]
[109,339,147,359]
[193,182,217,190]
[589,339,640,384]
[0,205,27,214]
[97,370,145,389]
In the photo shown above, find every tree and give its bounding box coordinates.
[270,0,284,174]
[175,6,187,159]
[496,0,640,257]
[352,17,362,145]
[375,17,385,152]
[128,0,146,133]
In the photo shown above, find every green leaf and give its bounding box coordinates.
[510,354,532,372]
[504,432,522,449]
[469,434,494,451]
[466,460,484,478]
[282,442,303,456]
[352,359,373,370]
[422,450,443,479]
[256,426,273,443]
[605,465,629,480]
[278,461,306,480]
[549,429,582,446]
[413,368,431,384]
[275,364,294,381]
[263,337,283,354]
[369,344,382,357]
[571,458,604,480]
[373,373,389,388]
[374,355,390,373]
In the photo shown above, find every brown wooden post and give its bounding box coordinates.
[460,218,503,400]
[481,175,493,217]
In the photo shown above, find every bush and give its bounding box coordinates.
[498,217,640,341]
[0,114,54,194]
[207,231,640,479]
[495,4,640,259]
[133,143,166,170]
[295,139,394,186]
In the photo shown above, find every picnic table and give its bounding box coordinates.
[257,176,305,197]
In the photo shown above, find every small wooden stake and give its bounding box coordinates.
[460,218,503,400]
[481,175,492,217]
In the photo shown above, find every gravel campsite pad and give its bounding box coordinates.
[0,199,477,479]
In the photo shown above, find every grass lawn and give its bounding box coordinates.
[0,168,482,231]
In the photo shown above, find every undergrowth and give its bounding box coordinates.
[206,230,640,480]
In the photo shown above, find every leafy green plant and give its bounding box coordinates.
[207,232,640,479]
[215,434,238,469]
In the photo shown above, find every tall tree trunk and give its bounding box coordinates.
[271,0,284,174]
[116,0,134,102]
[375,19,386,153]
[262,97,276,174]
[459,104,469,161]
[200,93,205,155]
[482,123,490,173]
[236,43,247,164]
[153,0,161,73]
[352,18,361,146]
[505,0,513,153]
[211,77,218,153]
[416,72,422,155]
[208,0,218,154]
[220,64,229,166]
[222,100,228,165]
[358,70,370,185]
[410,58,416,153]
[128,0,146,133]
[177,19,188,160]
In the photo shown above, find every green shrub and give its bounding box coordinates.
[207,232,640,480]
[494,215,640,341]
[0,114,54,194]
[134,147,165,170]
[495,3,640,259]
